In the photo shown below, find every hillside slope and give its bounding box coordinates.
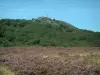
[0,17,100,47]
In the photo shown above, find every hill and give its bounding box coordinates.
[0,17,100,47]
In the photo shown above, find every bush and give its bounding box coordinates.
[0,38,13,47]
[26,39,40,45]
[0,18,100,47]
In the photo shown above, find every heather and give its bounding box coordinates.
[0,47,100,75]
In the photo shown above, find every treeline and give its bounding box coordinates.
[0,17,100,47]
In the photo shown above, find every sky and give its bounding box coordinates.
[0,0,100,32]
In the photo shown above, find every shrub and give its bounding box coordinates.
[26,39,40,45]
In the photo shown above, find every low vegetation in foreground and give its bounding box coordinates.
[0,64,14,75]
[0,47,100,75]
[0,17,100,47]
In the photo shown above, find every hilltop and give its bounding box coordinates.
[0,17,100,47]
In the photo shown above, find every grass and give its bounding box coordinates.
[0,64,15,75]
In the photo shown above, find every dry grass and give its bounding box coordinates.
[0,46,100,75]
[0,64,15,75]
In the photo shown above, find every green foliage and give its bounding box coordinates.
[40,40,57,46]
[26,39,40,45]
[0,38,13,47]
[0,17,100,47]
